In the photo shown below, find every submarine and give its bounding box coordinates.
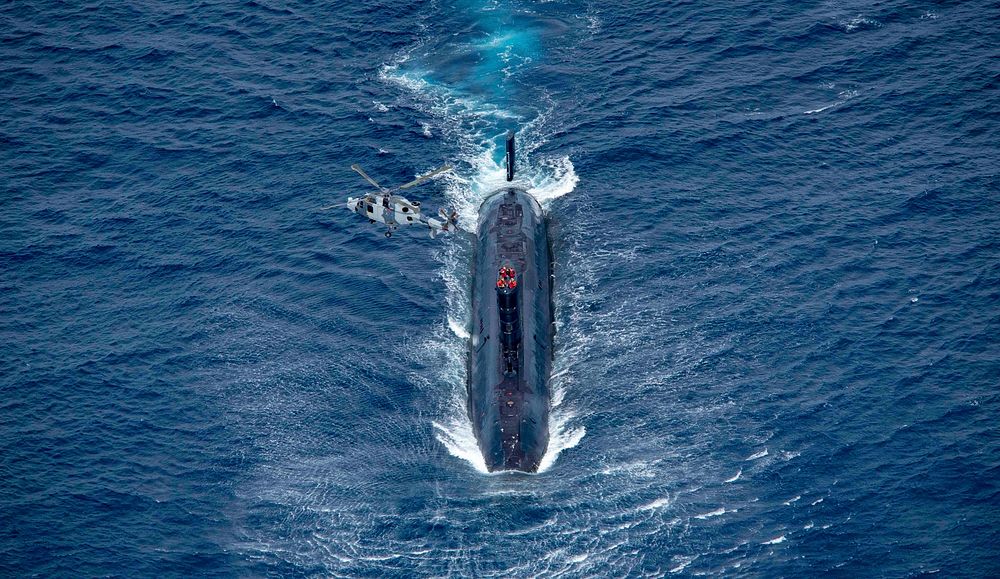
[466,133,553,472]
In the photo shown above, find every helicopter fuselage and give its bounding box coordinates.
[348,193,422,231]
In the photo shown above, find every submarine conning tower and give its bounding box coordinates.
[467,132,553,472]
[497,266,521,375]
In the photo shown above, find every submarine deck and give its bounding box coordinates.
[467,187,553,472]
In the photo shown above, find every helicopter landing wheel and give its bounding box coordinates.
[369,219,376,224]
[385,231,392,238]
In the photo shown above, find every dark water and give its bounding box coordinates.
[3,0,999,576]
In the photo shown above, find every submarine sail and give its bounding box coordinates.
[467,133,553,472]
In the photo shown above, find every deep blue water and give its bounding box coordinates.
[2,0,999,576]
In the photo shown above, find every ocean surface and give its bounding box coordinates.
[2,0,999,576]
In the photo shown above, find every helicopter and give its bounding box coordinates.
[323,163,459,238]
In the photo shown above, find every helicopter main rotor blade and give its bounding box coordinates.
[398,165,453,190]
[351,164,385,191]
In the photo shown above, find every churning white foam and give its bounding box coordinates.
[447,317,469,340]
[537,407,587,473]
[694,507,728,519]
[432,418,489,473]
[669,556,697,574]
[381,53,583,474]
[640,496,673,511]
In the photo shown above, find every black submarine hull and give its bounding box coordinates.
[467,187,553,472]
